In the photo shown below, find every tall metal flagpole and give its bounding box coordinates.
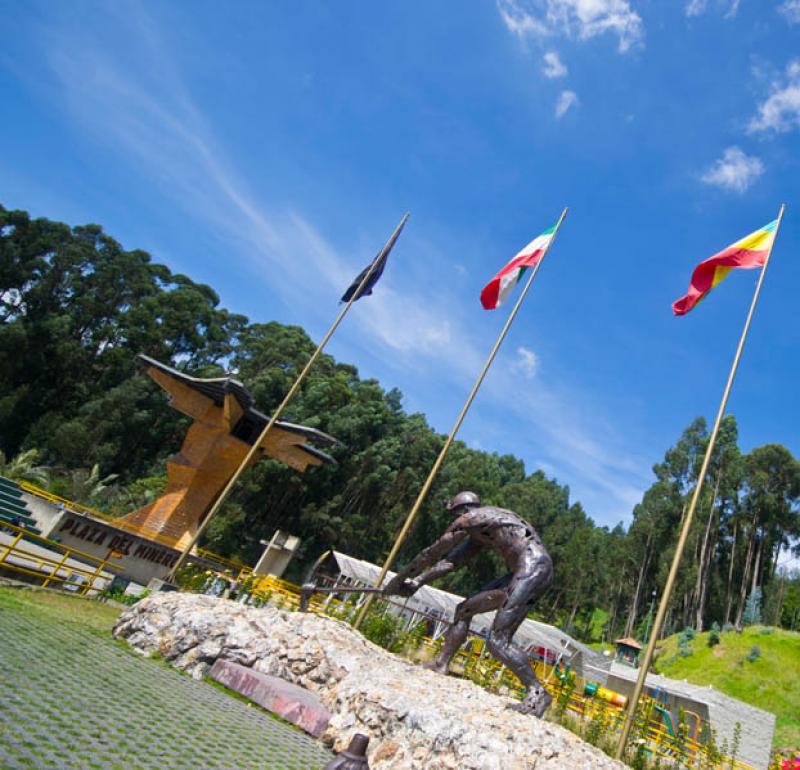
[353,207,569,629]
[615,203,785,760]
[166,213,410,582]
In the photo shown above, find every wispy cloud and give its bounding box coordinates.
[555,89,579,118]
[513,346,539,378]
[748,60,800,133]
[685,0,740,18]
[542,51,568,78]
[28,3,649,524]
[779,0,800,23]
[700,147,764,193]
[497,0,644,53]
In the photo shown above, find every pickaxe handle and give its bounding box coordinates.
[298,583,384,610]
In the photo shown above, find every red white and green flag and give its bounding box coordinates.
[480,224,556,310]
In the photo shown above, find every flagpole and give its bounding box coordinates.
[353,207,569,629]
[615,203,785,761]
[166,213,410,582]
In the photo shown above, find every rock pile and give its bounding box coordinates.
[114,593,627,770]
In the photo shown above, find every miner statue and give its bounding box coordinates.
[383,491,554,717]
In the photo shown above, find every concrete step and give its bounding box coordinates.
[0,511,41,533]
[0,477,24,498]
[0,492,30,515]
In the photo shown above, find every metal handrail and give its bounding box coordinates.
[0,521,122,595]
[17,481,250,574]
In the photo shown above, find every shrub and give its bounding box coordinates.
[743,588,763,626]
[708,628,720,647]
[722,622,734,633]
[746,645,761,663]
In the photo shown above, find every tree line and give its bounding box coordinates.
[1,204,798,641]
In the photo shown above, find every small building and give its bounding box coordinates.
[614,637,643,668]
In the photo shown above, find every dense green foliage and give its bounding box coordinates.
[1,204,798,642]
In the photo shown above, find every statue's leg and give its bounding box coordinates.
[487,556,553,717]
[426,588,507,675]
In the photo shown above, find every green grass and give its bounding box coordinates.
[0,584,123,633]
[653,625,800,753]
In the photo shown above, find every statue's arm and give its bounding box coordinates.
[383,528,468,595]
[415,539,485,586]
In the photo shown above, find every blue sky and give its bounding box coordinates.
[2,0,799,530]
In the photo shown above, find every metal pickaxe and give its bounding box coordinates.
[298,583,385,611]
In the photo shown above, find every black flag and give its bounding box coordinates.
[340,213,409,302]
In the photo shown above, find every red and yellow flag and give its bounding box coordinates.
[673,219,778,316]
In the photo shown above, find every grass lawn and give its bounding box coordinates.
[653,625,800,753]
[0,583,123,632]
[0,585,332,770]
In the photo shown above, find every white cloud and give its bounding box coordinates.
[497,0,644,53]
[685,0,740,17]
[513,346,539,378]
[542,51,568,78]
[700,147,764,193]
[779,0,800,23]
[555,89,579,118]
[684,0,708,15]
[748,59,800,133]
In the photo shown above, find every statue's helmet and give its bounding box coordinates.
[445,491,481,512]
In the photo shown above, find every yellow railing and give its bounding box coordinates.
[18,481,251,577]
[18,480,108,520]
[0,520,121,595]
[238,577,754,770]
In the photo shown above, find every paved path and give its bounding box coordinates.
[0,591,332,770]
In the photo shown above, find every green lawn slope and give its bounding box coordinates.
[652,626,800,753]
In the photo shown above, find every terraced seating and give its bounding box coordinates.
[0,476,41,535]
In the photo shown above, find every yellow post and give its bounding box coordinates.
[0,529,24,566]
[354,208,569,629]
[42,549,70,589]
[614,204,785,761]
[166,214,409,582]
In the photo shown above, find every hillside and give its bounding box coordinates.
[652,626,800,753]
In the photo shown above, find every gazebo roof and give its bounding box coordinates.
[614,637,643,650]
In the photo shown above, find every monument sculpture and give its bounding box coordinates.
[383,491,554,717]
[118,355,337,549]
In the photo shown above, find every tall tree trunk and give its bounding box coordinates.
[724,518,738,626]
[567,598,580,630]
[693,477,721,631]
[624,535,652,637]
[734,514,758,631]
[750,535,764,598]
[773,569,787,627]
[697,522,719,631]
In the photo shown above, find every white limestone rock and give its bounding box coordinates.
[114,593,627,770]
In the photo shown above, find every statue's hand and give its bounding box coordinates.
[383,577,420,598]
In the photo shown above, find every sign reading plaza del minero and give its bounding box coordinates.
[55,511,181,584]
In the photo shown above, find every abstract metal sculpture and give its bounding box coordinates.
[118,355,337,549]
[383,491,554,717]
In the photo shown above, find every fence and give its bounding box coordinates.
[17,481,250,578]
[0,520,120,596]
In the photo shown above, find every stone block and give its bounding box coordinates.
[210,659,330,738]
